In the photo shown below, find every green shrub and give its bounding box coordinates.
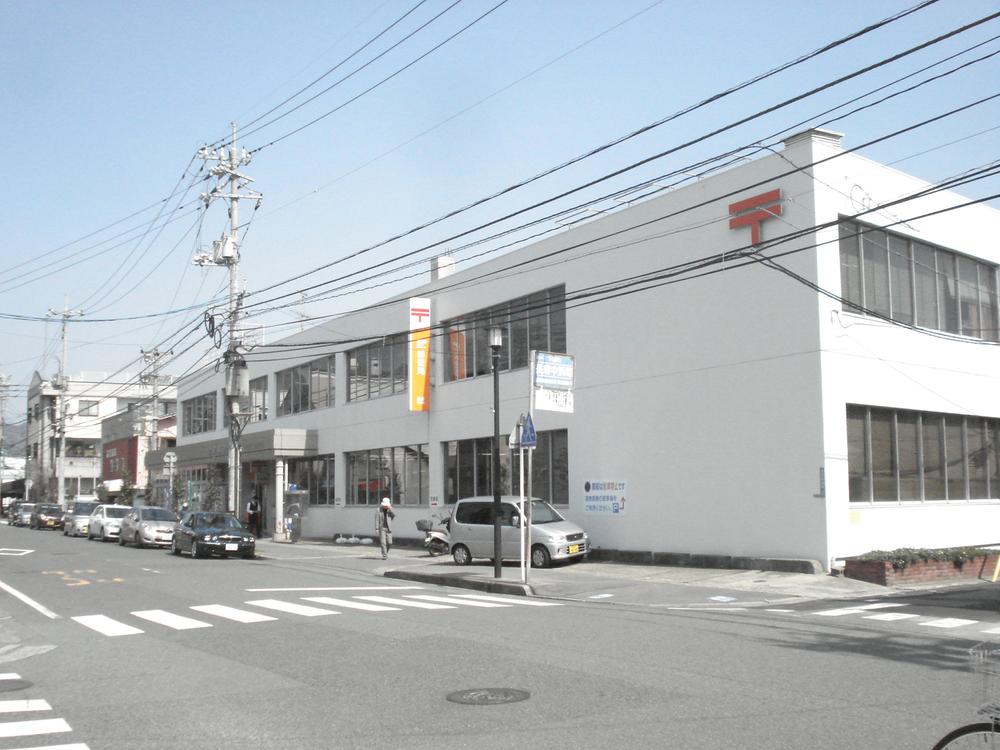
[856,547,995,570]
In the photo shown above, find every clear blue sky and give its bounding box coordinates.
[1,0,998,412]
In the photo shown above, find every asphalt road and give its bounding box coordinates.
[0,523,991,749]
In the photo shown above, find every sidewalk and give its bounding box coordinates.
[255,537,948,607]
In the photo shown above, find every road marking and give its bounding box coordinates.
[71,616,143,637]
[302,597,400,612]
[190,605,276,623]
[920,618,980,629]
[0,718,71,738]
[246,586,424,592]
[0,674,21,680]
[405,595,511,608]
[0,550,32,556]
[864,613,920,622]
[452,594,562,606]
[813,608,865,617]
[355,596,455,610]
[766,609,795,613]
[0,700,50,713]
[245,600,338,617]
[0,579,59,619]
[132,610,212,630]
[7,745,89,750]
[981,626,1000,634]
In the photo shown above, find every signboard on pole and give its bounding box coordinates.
[533,351,574,413]
[408,297,431,412]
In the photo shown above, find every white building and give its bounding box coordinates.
[26,371,176,505]
[173,129,1000,570]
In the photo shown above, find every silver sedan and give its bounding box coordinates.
[87,504,131,542]
[119,506,178,548]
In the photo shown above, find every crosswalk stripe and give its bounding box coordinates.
[190,605,276,623]
[132,610,213,630]
[7,745,89,750]
[302,597,400,612]
[0,700,50,713]
[863,613,920,621]
[452,594,562,606]
[920,618,980,629]
[245,600,338,617]
[0,718,71,739]
[355,596,454,610]
[854,603,908,610]
[71,615,143,637]
[814,608,865,616]
[405,595,511,608]
[0,674,21,680]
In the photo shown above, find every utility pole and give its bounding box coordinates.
[47,299,83,509]
[0,375,8,500]
[196,124,260,515]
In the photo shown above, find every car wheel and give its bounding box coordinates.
[87,527,94,540]
[101,528,109,543]
[452,544,472,566]
[191,540,201,559]
[170,537,181,556]
[530,544,551,569]
[118,532,126,546]
[134,532,145,549]
[242,549,255,560]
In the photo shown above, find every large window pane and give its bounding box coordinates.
[922,415,946,499]
[938,250,959,334]
[888,235,913,326]
[897,412,920,500]
[510,296,529,369]
[551,429,569,504]
[945,415,966,499]
[527,291,549,354]
[990,421,1000,499]
[458,440,475,499]
[958,256,982,337]
[549,287,567,352]
[475,438,492,497]
[847,406,870,502]
[392,336,407,395]
[862,229,891,318]
[840,222,863,311]
[350,349,368,401]
[914,243,939,329]
[981,264,999,342]
[870,410,896,501]
[968,418,988,499]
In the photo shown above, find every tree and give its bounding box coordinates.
[119,473,135,506]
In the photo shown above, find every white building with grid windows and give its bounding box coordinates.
[172,129,1000,571]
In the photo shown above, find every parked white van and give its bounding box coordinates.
[449,495,589,568]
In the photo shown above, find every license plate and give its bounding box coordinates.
[225,543,238,551]
[567,544,579,554]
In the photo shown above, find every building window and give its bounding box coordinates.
[276,355,334,416]
[181,392,217,436]
[443,429,569,505]
[286,456,334,505]
[839,220,999,341]
[347,333,408,402]
[77,400,99,417]
[847,404,1000,502]
[443,286,567,382]
[249,376,268,423]
[346,445,429,505]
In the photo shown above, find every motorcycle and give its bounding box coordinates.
[416,511,451,556]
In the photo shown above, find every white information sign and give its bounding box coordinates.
[583,479,627,515]
[533,351,575,414]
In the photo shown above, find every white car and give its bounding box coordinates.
[87,504,131,542]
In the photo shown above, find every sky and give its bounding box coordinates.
[1,0,998,425]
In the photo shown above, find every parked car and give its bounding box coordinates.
[448,495,589,568]
[63,501,100,537]
[13,502,35,527]
[29,503,63,530]
[119,506,178,548]
[87,504,131,542]
[171,511,255,559]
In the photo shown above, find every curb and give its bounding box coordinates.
[384,568,533,597]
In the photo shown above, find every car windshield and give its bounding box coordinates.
[529,500,564,524]
[20,504,35,512]
[105,507,129,519]
[38,504,61,514]
[140,507,177,522]
[73,503,98,515]
[194,514,241,530]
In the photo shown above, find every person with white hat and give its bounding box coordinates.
[375,497,395,560]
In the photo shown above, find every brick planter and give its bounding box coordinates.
[844,554,999,586]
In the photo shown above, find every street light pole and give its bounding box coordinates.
[490,326,503,580]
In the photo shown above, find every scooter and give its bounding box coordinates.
[416,511,451,556]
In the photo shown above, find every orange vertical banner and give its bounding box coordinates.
[409,297,431,411]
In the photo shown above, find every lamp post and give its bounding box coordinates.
[489,326,503,579]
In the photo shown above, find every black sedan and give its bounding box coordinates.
[171,511,255,559]
[30,503,64,530]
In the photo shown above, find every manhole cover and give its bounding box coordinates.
[446,688,530,705]
[0,679,32,693]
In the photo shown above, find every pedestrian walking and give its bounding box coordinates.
[376,497,395,559]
